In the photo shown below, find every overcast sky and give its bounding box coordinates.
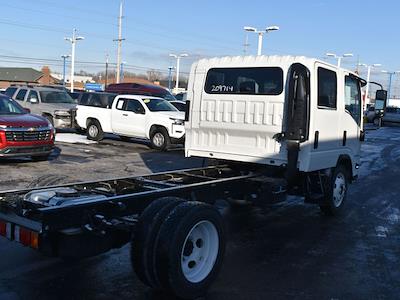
[0,0,399,93]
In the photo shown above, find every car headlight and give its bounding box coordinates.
[170,118,184,126]
[54,110,71,117]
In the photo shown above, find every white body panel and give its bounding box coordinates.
[185,56,363,176]
[76,95,185,141]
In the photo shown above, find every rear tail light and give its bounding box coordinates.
[0,220,39,249]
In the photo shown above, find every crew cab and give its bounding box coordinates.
[0,94,54,159]
[76,95,185,150]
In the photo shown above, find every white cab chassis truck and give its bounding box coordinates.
[0,56,387,299]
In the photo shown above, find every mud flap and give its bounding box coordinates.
[286,141,300,187]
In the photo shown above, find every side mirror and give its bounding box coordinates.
[375,89,387,117]
[29,97,38,104]
[24,108,31,113]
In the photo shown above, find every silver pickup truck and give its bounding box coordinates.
[5,85,77,129]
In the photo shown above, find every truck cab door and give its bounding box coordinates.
[111,98,146,137]
[342,75,363,164]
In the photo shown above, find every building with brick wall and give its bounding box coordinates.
[0,66,61,89]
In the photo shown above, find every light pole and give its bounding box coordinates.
[359,63,381,108]
[326,52,353,67]
[244,25,279,56]
[61,54,70,86]
[167,66,174,91]
[65,29,84,92]
[169,53,188,93]
[381,70,400,103]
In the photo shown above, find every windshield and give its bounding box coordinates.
[0,97,25,115]
[143,98,178,112]
[39,91,75,104]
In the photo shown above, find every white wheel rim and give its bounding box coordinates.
[153,132,165,147]
[88,125,98,138]
[181,220,219,283]
[333,172,346,207]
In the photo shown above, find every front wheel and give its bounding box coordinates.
[150,128,170,151]
[320,165,349,216]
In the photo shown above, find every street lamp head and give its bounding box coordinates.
[244,26,257,32]
[343,53,353,57]
[358,63,367,67]
[180,53,189,58]
[373,63,382,67]
[266,25,279,32]
[64,37,72,42]
[61,54,71,59]
[326,53,337,58]
[75,36,85,41]
[169,54,178,58]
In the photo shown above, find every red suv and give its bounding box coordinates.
[0,94,54,160]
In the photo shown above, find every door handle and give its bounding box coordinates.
[122,113,128,116]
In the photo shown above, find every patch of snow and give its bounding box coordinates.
[55,133,97,144]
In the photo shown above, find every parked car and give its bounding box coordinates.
[169,100,186,112]
[76,92,117,107]
[382,106,400,125]
[0,94,54,159]
[5,85,77,129]
[105,83,177,101]
[365,105,377,122]
[76,95,185,150]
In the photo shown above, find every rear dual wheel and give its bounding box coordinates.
[131,198,225,299]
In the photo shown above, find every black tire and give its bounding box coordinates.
[154,202,226,299]
[319,164,349,216]
[131,197,184,287]
[150,127,170,151]
[86,120,104,141]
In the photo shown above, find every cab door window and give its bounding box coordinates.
[126,99,145,114]
[344,76,361,125]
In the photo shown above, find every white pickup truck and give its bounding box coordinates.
[76,94,185,150]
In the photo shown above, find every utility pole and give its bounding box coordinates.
[114,1,125,83]
[120,62,125,82]
[61,54,70,86]
[105,54,109,87]
[382,71,400,102]
[65,29,84,92]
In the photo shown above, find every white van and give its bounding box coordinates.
[185,55,386,214]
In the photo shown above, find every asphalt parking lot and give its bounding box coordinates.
[1,127,400,300]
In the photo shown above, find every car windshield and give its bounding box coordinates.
[39,91,75,104]
[143,98,178,112]
[0,97,25,115]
